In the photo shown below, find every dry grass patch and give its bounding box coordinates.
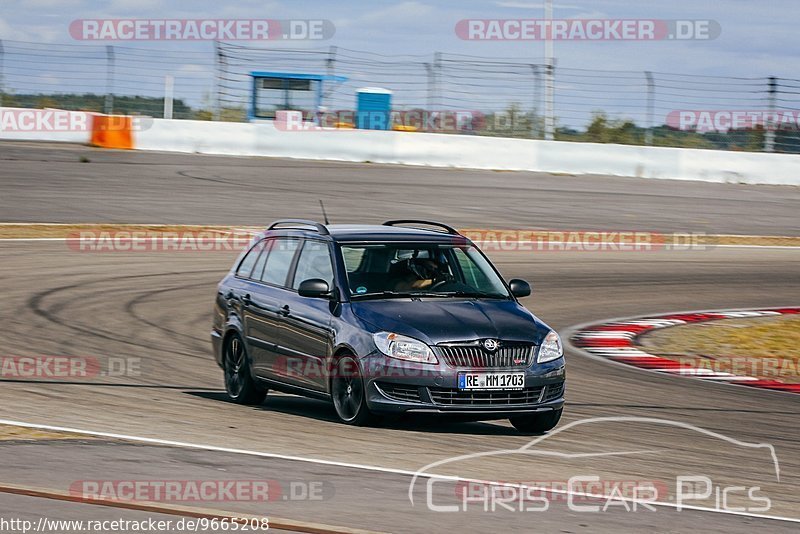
[640,315,800,383]
[0,425,95,441]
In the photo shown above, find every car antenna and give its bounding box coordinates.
[319,200,331,225]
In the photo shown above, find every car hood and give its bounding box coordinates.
[350,298,549,345]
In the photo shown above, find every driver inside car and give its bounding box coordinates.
[393,257,449,291]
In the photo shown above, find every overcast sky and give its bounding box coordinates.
[1,0,796,128]
[1,0,796,77]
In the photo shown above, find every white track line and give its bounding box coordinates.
[0,238,79,242]
[0,418,797,524]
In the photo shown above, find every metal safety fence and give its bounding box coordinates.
[1,39,799,153]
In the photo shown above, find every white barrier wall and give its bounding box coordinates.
[135,118,800,185]
[3,107,799,186]
[0,107,92,144]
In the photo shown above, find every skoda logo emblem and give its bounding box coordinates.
[483,339,499,352]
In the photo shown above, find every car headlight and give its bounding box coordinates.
[538,330,563,363]
[373,332,438,364]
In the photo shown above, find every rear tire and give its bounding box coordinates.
[510,408,562,434]
[331,355,376,426]
[223,333,267,405]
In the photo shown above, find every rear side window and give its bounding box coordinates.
[292,241,334,289]
[236,240,265,277]
[261,238,300,286]
[250,241,271,280]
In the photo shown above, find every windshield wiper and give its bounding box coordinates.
[422,290,508,299]
[352,290,508,300]
[351,291,422,300]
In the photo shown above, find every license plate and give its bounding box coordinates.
[458,372,525,390]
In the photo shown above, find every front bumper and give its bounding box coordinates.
[362,353,566,416]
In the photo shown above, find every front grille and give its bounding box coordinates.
[377,382,422,403]
[428,386,545,406]
[436,343,535,368]
[543,381,565,402]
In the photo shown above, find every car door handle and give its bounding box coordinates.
[279,304,290,316]
[241,294,252,306]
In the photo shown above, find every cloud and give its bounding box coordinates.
[0,17,25,40]
[17,0,85,7]
[566,10,608,19]
[494,2,583,9]
[176,64,212,75]
[105,0,171,11]
[0,15,61,41]
[351,1,435,26]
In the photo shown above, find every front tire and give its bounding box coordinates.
[223,333,267,405]
[331,355,375,426]
[510,408,562,434]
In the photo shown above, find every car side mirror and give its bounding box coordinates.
[508,278,531,298]
[298,278,332,299]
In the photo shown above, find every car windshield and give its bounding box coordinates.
[341,243,510,300]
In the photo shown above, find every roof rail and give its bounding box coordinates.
[267,219,330,235]
[383,219,460,235]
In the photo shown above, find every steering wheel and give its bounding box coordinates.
[428,280,445,290]
[429,277,452,291]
